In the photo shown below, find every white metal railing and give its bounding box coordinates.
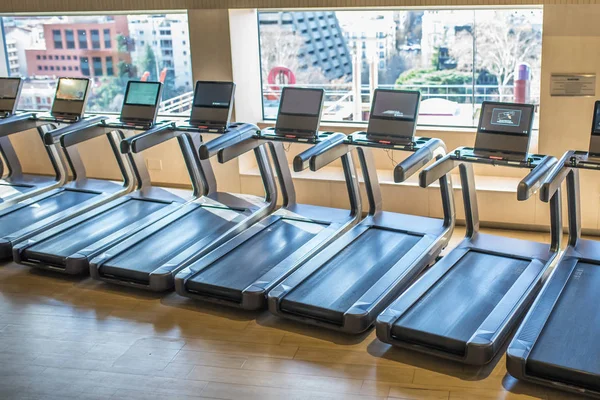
[153,82,541,120]
[159,91,194,114]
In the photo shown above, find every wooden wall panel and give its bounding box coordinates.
[1,0,595,13]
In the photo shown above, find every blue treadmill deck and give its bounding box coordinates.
[185,218,324,302]
[281,227,422,324]
[391,250,530,355]
[0,190,97,237]
[527,261,600,391]
[99,206,241,284]
[22,199,167,267]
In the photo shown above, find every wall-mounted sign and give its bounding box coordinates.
[550,73,596,97]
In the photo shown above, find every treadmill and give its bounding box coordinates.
[507,101,600,397]
[266,89,455,333]
[0,77,136,260]
[87,82,279,292]
[13,80,191,275]
[0,77,70,207]
[376,101,562,364]
[174,86,363,310]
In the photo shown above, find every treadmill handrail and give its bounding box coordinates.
[0,112,37,137]
[539,151,574,202]
[419,153,456,188]
[293,132,348,172]
[198,123,259,160]
[517,155,557,201]
[119,122,176,154]
[395,138,446,183]
[43,115,107,146]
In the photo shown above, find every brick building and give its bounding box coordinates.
[25,16,132,79]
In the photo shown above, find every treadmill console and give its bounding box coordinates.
[119,81,163,128]
[366,89,420,144]
[274,87,324,138]
[50,77,91,121]
[588,101,600,157]
[474,101,535,160]
[0,77,23,117]
[188,81,235,131]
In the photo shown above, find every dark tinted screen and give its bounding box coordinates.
[193,82,234,108]
[372,90,419,120]
[479,103,534,136]
[278,88,323,116]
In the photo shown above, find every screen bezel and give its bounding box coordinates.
[591,100,600,136]
[277,87,325,118]
[193,81,235,110]
[0,77,23,100]
[477,101,535,137]
[123,81,162,108]
[370,89,420,122]
[54,77,91,102]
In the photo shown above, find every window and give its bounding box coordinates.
[65,29,75,49]
[93,57,103,76]
[159,30,171,35]
[258,9,543,128]
[78,30,88,49]
[53,29,63,49]
[2,13,193,114]
[80,56,90,76]
[160,39,172,48]
[103,28,112,48]
[91,29,101,49]
[106,56,114,76]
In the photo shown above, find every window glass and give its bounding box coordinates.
[1,13,193,115]
[258,9,543,128]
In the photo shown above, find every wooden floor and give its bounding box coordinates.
[0,227,586,400]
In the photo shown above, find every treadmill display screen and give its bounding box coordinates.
[371,90,419,120]
[592,102,600,135]
[56,78,89,101]
[278,88,323,116]
[479,103,534,136]
[0,78,20,99]
[193,82,234,108]
[124,82,161,106]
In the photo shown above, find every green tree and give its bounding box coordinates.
[139,44,158,81]
[395,68,472,103]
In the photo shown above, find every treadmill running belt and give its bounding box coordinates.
[0,190,96,237]
[281,228,422,324]
[391,251,529,355]
[527,262,600,390]
[22,199,167,265]
[185,219,324,301]
[99,206,241,283]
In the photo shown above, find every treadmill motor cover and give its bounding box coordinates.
[367,89,420,142]
[274,87,324,137]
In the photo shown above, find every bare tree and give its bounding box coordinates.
[453,11,542,98]
[259,25,330,85]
